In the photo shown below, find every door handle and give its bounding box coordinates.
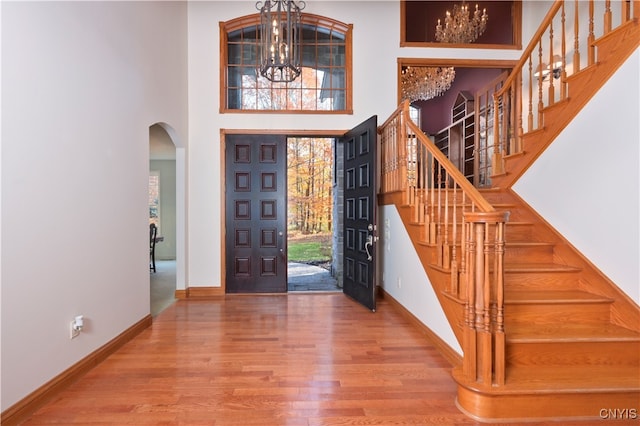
[365,223,377,261]
[365,234,373,261]
[278,231,285,255]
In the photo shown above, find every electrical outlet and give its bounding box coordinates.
[70,320,80,339]
[397,277,402,288]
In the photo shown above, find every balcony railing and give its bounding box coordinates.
[492,0,639,176]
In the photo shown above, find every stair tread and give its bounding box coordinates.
[506,241,554,247]
[507,322,640,341]
[505,290,612,304]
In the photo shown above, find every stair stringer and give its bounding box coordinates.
[504,188,640,333]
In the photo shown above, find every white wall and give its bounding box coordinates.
[1,1,188,410]
[514,50,640,305]
[379,207,462,353]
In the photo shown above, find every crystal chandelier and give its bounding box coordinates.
[435,2,488,44]
[256,0,306,82]
[401,66,456,102]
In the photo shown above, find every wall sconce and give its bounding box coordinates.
[534,55,562,80]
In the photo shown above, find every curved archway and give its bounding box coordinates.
[149,122,186,315]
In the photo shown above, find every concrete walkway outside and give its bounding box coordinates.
[287,262,341,292]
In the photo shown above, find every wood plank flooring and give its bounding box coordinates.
[20,294,620,425]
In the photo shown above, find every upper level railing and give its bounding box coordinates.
[492,0,639,176]
[379,100,509,386]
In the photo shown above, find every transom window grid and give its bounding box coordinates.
[221,14,352,113]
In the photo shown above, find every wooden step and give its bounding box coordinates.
[504,263,582,291]
[504,262,581,273]
[453,364,640,421]
[504,242,554,262]
[507,321,640,342]
[506,321,640,367]
[419,240,556,264]
[504,290,613,324]
[409,220,538,241]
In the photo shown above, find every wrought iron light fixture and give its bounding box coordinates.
[256,0,305,82]
[435,1,488,44]
[401,66,456,102]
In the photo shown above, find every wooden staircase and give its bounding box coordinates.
[455,189,639,421]
[378,1,640,420]
[387,185,640,421]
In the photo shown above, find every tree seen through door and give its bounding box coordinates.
[287,137,336,282]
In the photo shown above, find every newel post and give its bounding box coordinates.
[461,210,510,386]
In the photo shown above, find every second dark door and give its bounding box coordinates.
[225,134,287,293]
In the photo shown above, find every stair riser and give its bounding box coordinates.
[428,190,516,206]
[506,341,640,367]
[505,226,534,241]
[456,385,640,421]
[417,242,553,263]
[504,246,554,262]
[414,225,536,244]
[504,303,611,324]
[405,205,531,222]
[411,211,533,228]
[504,273,580,290]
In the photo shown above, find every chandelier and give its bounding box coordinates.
[435,2,488,44]
[401,66,456,102]
[256,0,306,82]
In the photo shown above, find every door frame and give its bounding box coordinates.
[220,129,347,292]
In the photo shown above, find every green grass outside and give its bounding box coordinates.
[287,235,332,263]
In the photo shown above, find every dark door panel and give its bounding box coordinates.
[341,116,378,311]
[225,134,287,293]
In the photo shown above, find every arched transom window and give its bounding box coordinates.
[220,13,353,113]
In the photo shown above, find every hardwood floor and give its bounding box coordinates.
[20,294,624,425]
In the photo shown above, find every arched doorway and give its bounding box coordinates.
[149,122,186,315]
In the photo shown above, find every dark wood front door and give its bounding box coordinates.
[341,116,378,311]
[225,134,287,293]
